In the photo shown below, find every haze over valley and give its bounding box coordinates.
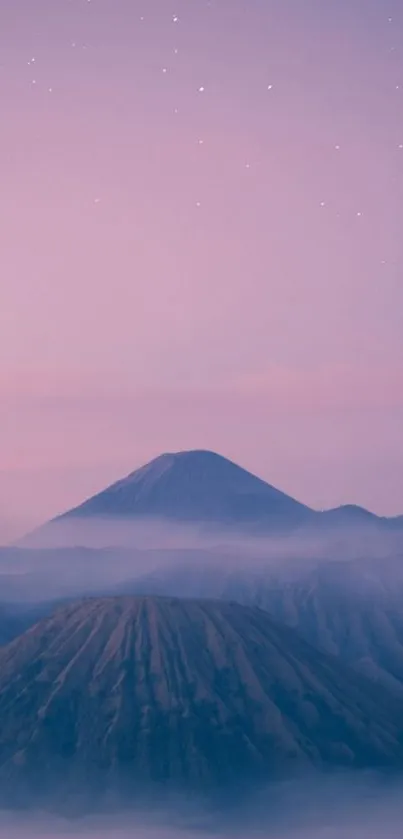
[0,449,403,828]
[2,0,403,833]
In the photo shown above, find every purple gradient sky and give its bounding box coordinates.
[1,0,403,538]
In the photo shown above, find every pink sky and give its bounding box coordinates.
[1,0,403,539]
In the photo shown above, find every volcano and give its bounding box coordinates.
[0,595,402,807]
[57,449,312,525]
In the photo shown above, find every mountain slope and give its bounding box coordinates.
[56,450,312,527]
[23,450,403,550]
[0,595,402,807]
[125,557,403,694]
[0,604,43,646]
[253,559,403,693]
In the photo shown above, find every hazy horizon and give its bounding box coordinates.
[2,0,403,817]
[0,774,402,838]
[1,0,402,541]
[2,445,403,544]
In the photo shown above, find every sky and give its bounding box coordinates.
[1,0,403,539]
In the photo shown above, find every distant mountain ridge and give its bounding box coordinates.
[22,449,403,548]
[124,554,403,694]
[56,450,313,526]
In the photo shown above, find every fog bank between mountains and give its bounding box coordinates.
[20,511,403,556]
[0,775,402,837]
[2,521,403,607]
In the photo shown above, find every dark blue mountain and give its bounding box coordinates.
[24,450,403,549]
[55,449,313,529]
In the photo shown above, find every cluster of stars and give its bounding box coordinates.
[13,3,403,230]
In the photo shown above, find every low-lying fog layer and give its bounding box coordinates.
[0,776,402,838]
[2,513,403,604]
[20,514,403,557]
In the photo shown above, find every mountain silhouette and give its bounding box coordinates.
[55,450,312,527]
[0,595,403,807]
[22,450,403,549]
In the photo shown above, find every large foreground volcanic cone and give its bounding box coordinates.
[0,595,402,805]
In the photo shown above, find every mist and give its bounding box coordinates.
[19,512,403,556]
[0,775,403,838]
[1,512,403,606]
